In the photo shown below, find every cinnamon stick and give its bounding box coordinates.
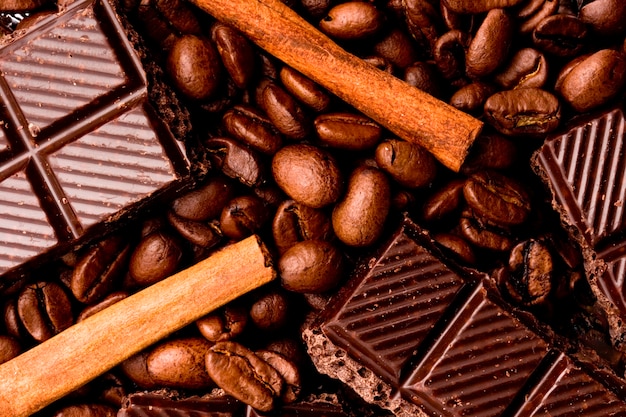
[0,235,275,417]
[192,0,483,172]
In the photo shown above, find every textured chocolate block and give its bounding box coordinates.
[303,217,626,417]
[0,0,193,279]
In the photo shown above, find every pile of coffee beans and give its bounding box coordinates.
[1,0,626,415]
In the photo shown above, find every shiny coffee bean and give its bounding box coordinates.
[433,30,470,81]
[205,137,266,187]
[403,61,443,98]
[3,301,25,340]
[0,0,53,12]
[272,144,343,208]
[280,66,331,112]
[17,281,73,342]
[249,290,290,331]
[449,82,498,115]
[196,304,248,342]
[167,35,223,100]
[404,0,442,57]
[459,210,514,252]
[494,48,548,90]
[332,165,390,247]
[301,0,333,19]
[518,0,559,35]
[422,179,465,222]
[222,105,283,155]
[373,28,419,69]
[362,55,394,74]
[504,239,553,306]
[167,212,223,249]
[466,8,514,78]
[532,14,587,57]
[255,350,301,403]
[211,23,256,89]
[460,133,516,174]
[77,291,128,323]
[272,199,333,256]
[0,335,20,365]
[279,239,344,293]
[374,139,437,188]
[441,1,477,32]
[260,82,310,140]
[147,337,214,389]
[441,0,525,14]
[484,88,561,136]
[319,1,385,40]
[120,351,157,389]
[579,0,626,36]
[433,233,476,264]
[264,337,306,367]
[52,404,116,417]
[206,341,284,412]
[220,195,271,240]
[129,231,183,287]
[71,235,130,304]
[314,112,382,150]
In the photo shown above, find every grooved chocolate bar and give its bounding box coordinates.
[303,217,626,417]
[0,0,192,279]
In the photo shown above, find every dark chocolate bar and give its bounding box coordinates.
[0,0,192,279]
[303,217,626,417]
[533,104,626,346]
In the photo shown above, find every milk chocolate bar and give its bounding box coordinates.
[0,0,194,280]
[303,216,626,417]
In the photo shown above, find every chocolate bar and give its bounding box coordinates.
[533,104,626,347]
[303,217,626,417]
[0,0,195,280]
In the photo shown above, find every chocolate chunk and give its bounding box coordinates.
[303,216,626,416]
[0,0,194,280]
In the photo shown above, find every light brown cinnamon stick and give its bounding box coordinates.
[0,235,275,417]
[192,0,483,171]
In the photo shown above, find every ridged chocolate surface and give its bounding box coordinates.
[0,0,189,277]
[309,217,626,417]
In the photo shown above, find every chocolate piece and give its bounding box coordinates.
[533,104,626,347]
[303,217,626,417]
[0,0,193,280]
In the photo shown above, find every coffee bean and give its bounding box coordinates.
[374,138,437,188]
[484,88,561,136]
[211,23,256,89]
[219,195,271,240]
[167,212,223,249]
[17,281,73,342]
[373,28,419,69]
[422,179,465,222]
[362,55,395,74]
[147,337,215,389]
[120,351,158,389]
[260,82,310,140]
[460,133,516,174]
[449,81,497,115]
[205,137,267,188]
[403,61,443,98]
[279,239,344,293]
[494,48,548,89]
[433,30,470,81]
[301,0,333,19]
[205,341,284,412]
[264,337,306,367]
[196,304,248,342]
[0,335,20,365]
[71,235,130,304]
[272,144,343,208]
[3,301,25,340]
[579,0,626,36]
[52,404,116,417]
[466,8,514,78]
[533,14,587,57]
[0,0,52,12]
[433,233,476,264]
[250,290,290,331]
[464,171,531,227]
[459,210,514,252]
[319,1,385,40]
[255,350,301,403]
[441,0,525,14]
[76,291,128,323]
[504,239,553,306]
[403,0,442,57]
[128,231,183,287]
[518,0,559,35]
[272,199,333,256]
[332,165,390,247]
[166,35,223,100]
[280,66,331,112]
[222,105,283,155]
[314,112,382,150]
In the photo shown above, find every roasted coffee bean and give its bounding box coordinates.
[253,184,286,208]
[301,0,333,19]
[403,0,442,57]
[449,82,498,115]
[205,137,266,187]
[403,61,443,98]
[460,133,516,174]
[332,165,390,247]
[362,55,394,73]
[205,341,284,412]
[464,170,531,226]
[166,35,223,100]
[466,8,513,78]
[3,301,25,340]
[433,30,470,81]
[71,235,130,304]
[147,337,214,389]
[167,212,223,249]
[272,144,343,208]
[171,177,234,223]
[532,14,587,57]
[556,49,626,112]
[374,138,437,188]
[433,233,476,264]
[392,189,418,211]
[140,0,201,36]
[518,0,559,35]
[484,88,561,136]
[196,304,248,342]
[373,28,419,69]
[264,337,306,366]
[0,0,52,11]
[256,350,302,403]
[220,195,271,240]
[422,179,465,222]
[260,82,310,140]
[92,372,126,408]
[77,291,128,323]
[250,290,290,331]
[128,231,183,287]
[0,335,20,365]
[120,351,157,389]
[319,1,385,40]
[279,239,344,293]
[440,1,477,32]
[494,48,548,89]
[17,281,73,342]
[579,0,626,36]
[515,0,548,19]
[272,199,333,256]
[222,105,283,155]
[211,23,256,89]
[280,66,331,112]
[459,210,514,252]
[314,112,382,150]
[504,239,553,306]
[441,0,525,14]
[52,404,116,417]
